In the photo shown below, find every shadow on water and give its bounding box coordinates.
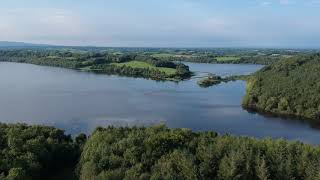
[245,108,320,130]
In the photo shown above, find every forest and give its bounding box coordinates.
[1,123,320,180]
[0,123,84,180]
[243,54,320,121]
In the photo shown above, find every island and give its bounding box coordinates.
[197,74,223,87]
[197,74,248,88]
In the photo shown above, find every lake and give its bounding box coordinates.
[1,62,320,144]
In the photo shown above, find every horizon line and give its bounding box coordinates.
[1,40,320,50]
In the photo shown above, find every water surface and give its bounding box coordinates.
[1,62,320,144]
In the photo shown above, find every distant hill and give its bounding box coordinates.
[0,41,51,48]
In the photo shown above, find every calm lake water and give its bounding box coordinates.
[1,62,320,144]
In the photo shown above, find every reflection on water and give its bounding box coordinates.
[1,62,320,144]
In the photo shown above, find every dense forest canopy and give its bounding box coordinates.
[243,54,320,121]
[0,123,83,180]
[78,125,320,180]
[1,124,320,179]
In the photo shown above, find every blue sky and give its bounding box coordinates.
[0,0,320,47]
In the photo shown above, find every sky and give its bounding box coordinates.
[0,0,320,48]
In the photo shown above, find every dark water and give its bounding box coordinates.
[1,62,320,144]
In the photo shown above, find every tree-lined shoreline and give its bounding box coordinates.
[243,54,320,122]
[0,50,192,81]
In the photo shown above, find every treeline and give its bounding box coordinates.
[1,124,320,179]
[0,49,101,69]
[243,54,320,121]
[156,56,217,64]
[229,56,283,65]
[91,64,169,80]
[134,55,177,68]
[92,63,191,81]
[0,47,311,66]
[155,55,283,65]
[147,48,305,64]
[0,50,191,80]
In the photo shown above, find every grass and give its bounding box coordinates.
[112,61,177,75]
[46,56,77,60]
[216,56,241,61]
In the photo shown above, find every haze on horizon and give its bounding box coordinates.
[1,0,320,48]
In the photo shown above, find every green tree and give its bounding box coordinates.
[151,150,197,180]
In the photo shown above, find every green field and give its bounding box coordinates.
[151,53,175,58]
[112,61,177,75]
[216,56,241,61]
